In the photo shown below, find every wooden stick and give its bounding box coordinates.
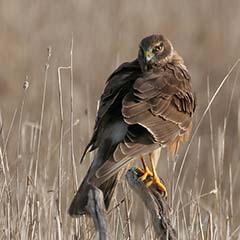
[86,187,110,240]
[85,168,176,239]
[126,168,177,240]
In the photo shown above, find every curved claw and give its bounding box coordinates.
[137,156,153,182]
[138,166,153,181]
[137,153,168,199]
[145,176,168,199]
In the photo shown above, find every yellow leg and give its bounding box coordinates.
[137,156,153,181]
[146,153,168,199]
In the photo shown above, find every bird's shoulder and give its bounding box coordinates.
[100,59,140,100]
[122,62,196,129]
[80,59,141,162]
[134,63,191,95]
[132,62,196,114]
[97,59,141,119]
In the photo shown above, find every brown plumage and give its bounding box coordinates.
[69,34,196,217]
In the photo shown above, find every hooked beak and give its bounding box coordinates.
[144,49,154,63]
[138,46,154,72]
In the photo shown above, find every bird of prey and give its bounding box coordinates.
[69,34,196,217]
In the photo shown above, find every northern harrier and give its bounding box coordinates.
[69,34,196,216]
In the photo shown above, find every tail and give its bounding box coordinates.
[68,173,118,217]
[68,142,118,217]
[69,119,128,217]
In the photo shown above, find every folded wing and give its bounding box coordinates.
[90,63,196,186]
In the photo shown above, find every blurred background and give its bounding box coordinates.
[0,0,240,239]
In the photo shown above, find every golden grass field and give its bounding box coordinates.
[0,0,240,239]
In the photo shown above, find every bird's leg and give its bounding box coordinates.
[137,156,153,181]
[146,153,168,199]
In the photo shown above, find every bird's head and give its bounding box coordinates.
[138,34,179,72]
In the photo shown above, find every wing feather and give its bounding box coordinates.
[89,63,196,185]
[122,63,195,153]
[80,59,141,162]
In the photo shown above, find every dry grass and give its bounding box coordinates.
[1,1,240,239]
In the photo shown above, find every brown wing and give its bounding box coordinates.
[122,63,195,145]
[80,59,141,162]
[90,63,196,186]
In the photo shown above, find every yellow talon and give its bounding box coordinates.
[137,153,168,199]
[137,156,153,181]
[148,153,168,198]
[145,176,168,198]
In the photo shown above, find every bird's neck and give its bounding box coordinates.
[169,50,188,71]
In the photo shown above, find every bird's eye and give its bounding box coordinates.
[153,43,164,53]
